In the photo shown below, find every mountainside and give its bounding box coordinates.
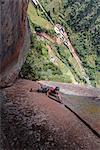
[40,0,100,86]
[22,0,100,87]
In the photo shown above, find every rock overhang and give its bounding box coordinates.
[0,0,30,88]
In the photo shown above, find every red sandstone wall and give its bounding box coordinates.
[0,0,30,87]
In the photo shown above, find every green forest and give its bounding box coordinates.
[22,0,100,87]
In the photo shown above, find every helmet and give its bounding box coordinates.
[55,86,60,91]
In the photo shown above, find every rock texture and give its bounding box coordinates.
[1,79,100,149]
[0,0,30,88]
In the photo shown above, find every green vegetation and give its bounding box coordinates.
[22,27,78,83]
[22,35,74,82]
[28,2,52,30]
[22,1,100,87]
[21,2,78,83]
[39,0,100,87]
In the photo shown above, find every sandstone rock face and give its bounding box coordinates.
[0,0,30,88]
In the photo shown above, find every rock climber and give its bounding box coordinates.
[46,86,62,103]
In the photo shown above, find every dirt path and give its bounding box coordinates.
[1,79,100,149]
[37,32,55,43]
[36,32,62,45]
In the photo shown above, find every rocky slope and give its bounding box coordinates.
[1,79,100,149]
[0,0,30,88]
